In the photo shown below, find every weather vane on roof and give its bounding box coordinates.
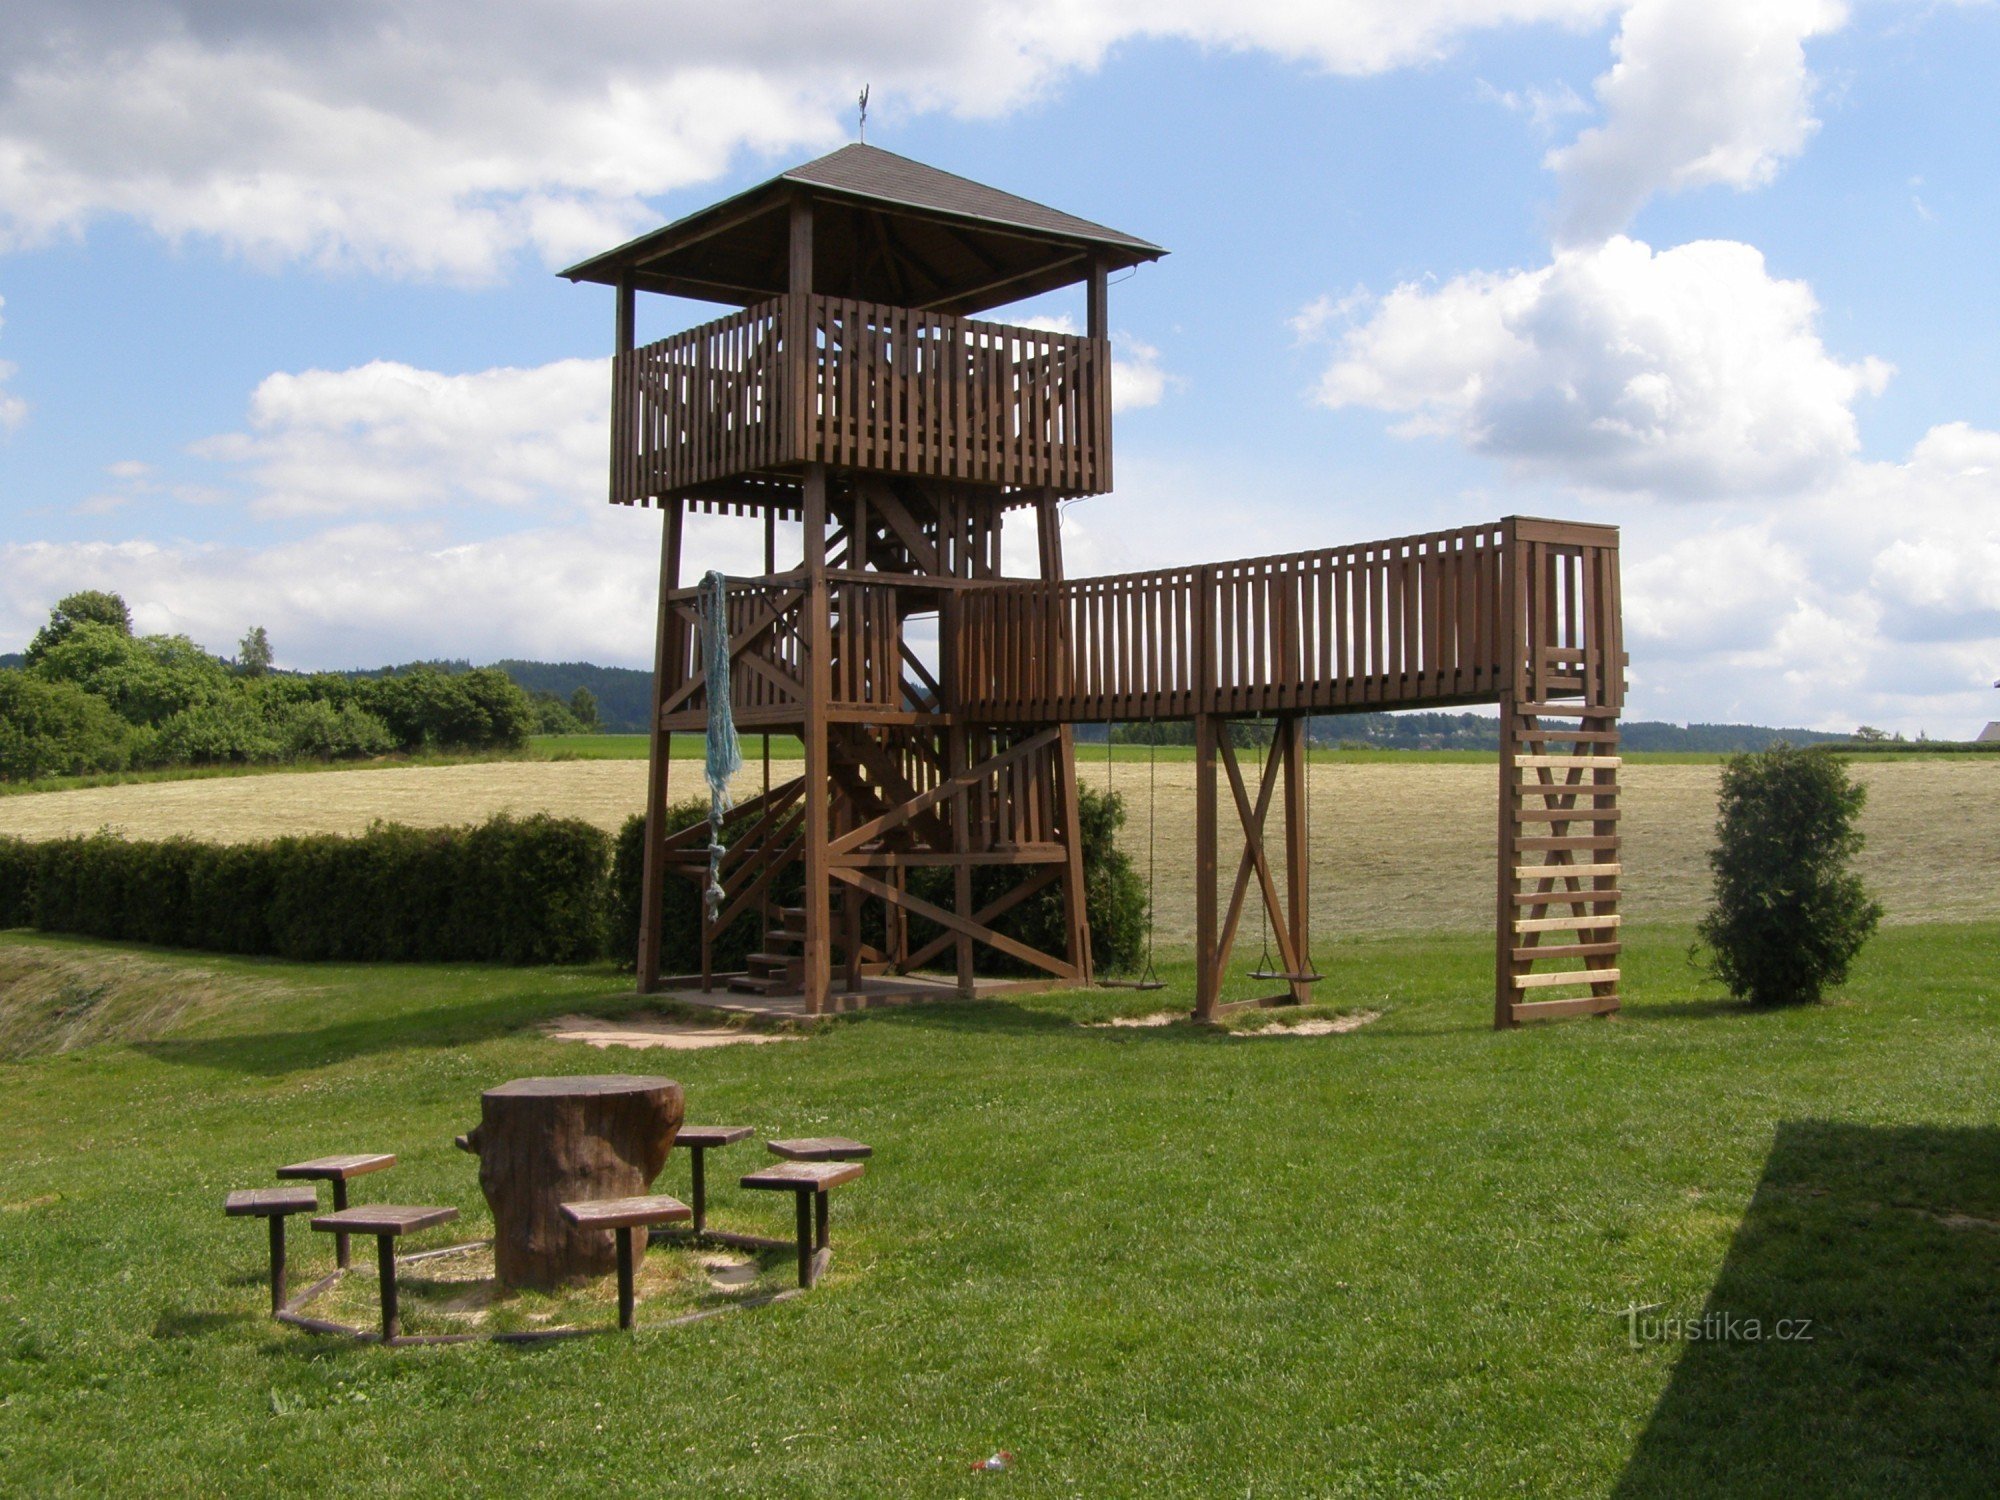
[858,85,870,143]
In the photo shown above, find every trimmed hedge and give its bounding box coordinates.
[0,781,1146,977]
[0,814,607,965]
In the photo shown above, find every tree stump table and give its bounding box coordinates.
[455,1075,683,1290]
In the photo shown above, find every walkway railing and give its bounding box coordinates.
[952,518,1621,722]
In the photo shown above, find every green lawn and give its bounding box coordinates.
[1,924,1996,1496]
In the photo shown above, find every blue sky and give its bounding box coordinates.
[1,0,1996,733]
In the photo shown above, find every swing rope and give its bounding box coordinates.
[697,569,743,921]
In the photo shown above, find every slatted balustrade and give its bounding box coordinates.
[660,575,921,728]
[952,520,1618,723]
[610,295,1108,505]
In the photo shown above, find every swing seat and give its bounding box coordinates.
[1249,968,1322,984]
[1101,976,1167,991]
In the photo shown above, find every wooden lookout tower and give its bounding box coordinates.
[565,144,1628,1028]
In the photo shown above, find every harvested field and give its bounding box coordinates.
[2,758,1994,938]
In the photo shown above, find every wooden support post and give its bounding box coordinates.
[636,499,685,993]
[802,463,832,1014]
[376,1234,400,1343]
[794,1190,814,1289]
[1495,516,1524,1028]
[614,1227,637,1331]
[690,1147,708,1237]
[267,1215,288,1315]
[1038,488,1093,984]
[1283,714,1311,1002]
[946,723,976,997]
[788,193,814,460]
[1194,712,1220,1020]
[329,1177,351,1270]
[1495,696,1523,1029]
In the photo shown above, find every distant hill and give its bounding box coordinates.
[1085,711,1863,753]
[338,657,654,732]
[489,660,653,732]
[305,659,1954,750]
[0,652,21,670]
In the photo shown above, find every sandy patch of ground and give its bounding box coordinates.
[1092,1011,1180,1028]
[1232,1009,1382,1038]
[541,1012,803,1051]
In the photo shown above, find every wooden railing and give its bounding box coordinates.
[610,294,1108,504]
[659,573,924,728]
[613,301,787,505]
[951,519,1621,723]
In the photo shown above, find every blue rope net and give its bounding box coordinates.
[698,570,743,918]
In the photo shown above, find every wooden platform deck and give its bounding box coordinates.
[643,972,1048,1022]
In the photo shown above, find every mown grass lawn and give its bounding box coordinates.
[1,923,1996,1497]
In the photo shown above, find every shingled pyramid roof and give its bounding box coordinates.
[560,143,1164,316]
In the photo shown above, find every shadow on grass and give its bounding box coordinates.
[1621,995,1757,1022]
[151,1308,258,1340]
[1614,1120,2000,1499]
[130,990,575,1075]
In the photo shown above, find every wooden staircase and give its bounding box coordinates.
[730,906,807,997]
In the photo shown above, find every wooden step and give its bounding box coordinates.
[1512,967,1620,989]
[1509,994,1620,1023]
[728,973,802,997]
[1515,914,1621,934]
[745,953,802,976]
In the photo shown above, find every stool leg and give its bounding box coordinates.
[267,1215,288,1314]
[332,1178,351,1270]
[815,1189,829,1253]
[377,1234,400,1343]
[616,1227,636,1330]
[691,1147,707,1237]
[794,1191,813,1288]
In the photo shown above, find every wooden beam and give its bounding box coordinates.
[903,867,1061,971]
[830,867,1078,981]
[801,462,831,1014]
[1193,713,1219,1021]
[1283,714,1311,1000]
[827,727,1059,858]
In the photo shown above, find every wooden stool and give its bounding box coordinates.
[224,1187,321,1313]
[740,1161,864,1288]
[675,1126,752,1235]
[766,1136,872,1162]
[559,1195,693,1329]
[277,1153,396,1269]
[311,1205,458,1342]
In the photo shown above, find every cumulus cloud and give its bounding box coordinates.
[0,0,1619,280]
[1606,418,2000,732]
[1311,235,1890,497]
[0,517,674,669]
[191,358,608,518]
[1018,315,1173,411]
[1547,0,1847,242]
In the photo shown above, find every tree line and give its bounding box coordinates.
[0,590,599,782]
